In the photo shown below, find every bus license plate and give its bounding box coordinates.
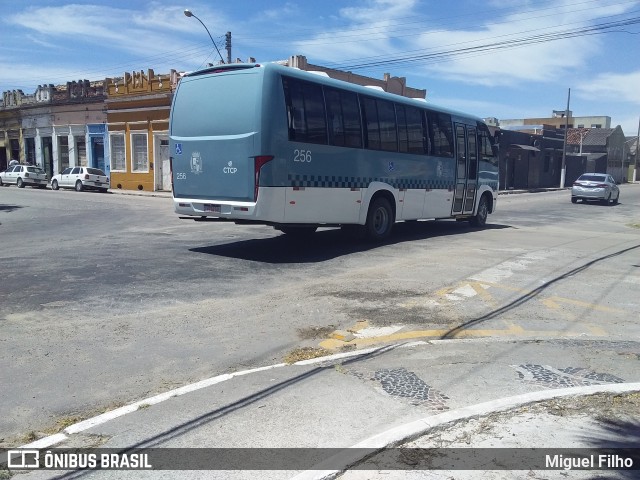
[203,204,221,213]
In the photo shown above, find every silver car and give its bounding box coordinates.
[571,173,620,205]
[0,164,48,188]
[50,167,110,192]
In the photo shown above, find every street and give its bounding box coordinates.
[1,184,639,446]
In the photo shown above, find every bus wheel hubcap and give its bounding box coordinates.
[374,208,388,233]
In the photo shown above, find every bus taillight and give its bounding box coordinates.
[253,155,274,202]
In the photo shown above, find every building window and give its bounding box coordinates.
[131,133,148,172]
[110,134,126,172]
[58,136,69,170]
[591,124,602,128]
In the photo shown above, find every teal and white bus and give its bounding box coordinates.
[169,62,499,241]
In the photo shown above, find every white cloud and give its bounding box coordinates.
[576,70,640,105]
[293,0,640,87]
[7,4,221,58]
[293,0,418,62]
[339,0,417,23]
[411,0,639,86]
[613,114,640,137]
[9,5,128,43]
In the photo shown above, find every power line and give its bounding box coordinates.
[236,0,638,45]
[2,0,638,91]
[323,14,640,71]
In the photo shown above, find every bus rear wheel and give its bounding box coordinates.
[365,197,394,241]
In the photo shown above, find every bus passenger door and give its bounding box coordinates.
[463,126,478,214]
[452,124,478,216]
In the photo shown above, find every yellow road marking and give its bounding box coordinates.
[542,296,624,313]
[587,324,608,336]
[318,324,609,350]
[469,281,498,307]
[435,280,626,315]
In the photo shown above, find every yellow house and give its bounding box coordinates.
[104,69,178,191]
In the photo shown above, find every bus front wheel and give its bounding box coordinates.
[365,197,394,241]
[470,194,489,227]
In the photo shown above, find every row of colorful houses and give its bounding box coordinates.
[0,68,178,191]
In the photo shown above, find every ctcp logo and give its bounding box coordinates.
[223,161,237,174]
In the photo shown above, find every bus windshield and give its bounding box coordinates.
[171,72,261,137]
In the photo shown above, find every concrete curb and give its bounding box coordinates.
[291,382,640,480]
[108,189,172,198]
[17,345,397,450]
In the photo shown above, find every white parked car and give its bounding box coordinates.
[571,173,620,205]
[51,167,110,192]
[0,164,48,188]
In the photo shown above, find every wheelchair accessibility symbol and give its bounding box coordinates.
[175,143,183,155]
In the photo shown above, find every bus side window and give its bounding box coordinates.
[326,88,346,147]
[422,111,431,155]
[427,111,454,157]
[282,76,328,145]
[405,105,425,154]
[397,105,424,155]
[361,97,380,150]
[341,90,362,148]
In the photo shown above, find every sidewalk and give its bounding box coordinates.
[8,338,640,479]
[107,188,172,198]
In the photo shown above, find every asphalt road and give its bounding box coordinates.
[1,184,639,445]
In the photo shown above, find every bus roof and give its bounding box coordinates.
[183,62,486,125]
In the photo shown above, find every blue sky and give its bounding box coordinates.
[1,0,639,135]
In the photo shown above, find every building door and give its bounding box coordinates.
[42,137,53,178]
[155,136,170,191]
[0,147,7,170]
[92,138,105,171]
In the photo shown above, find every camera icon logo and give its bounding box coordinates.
[7,450,40,469]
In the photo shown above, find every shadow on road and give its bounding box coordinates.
[584,416,640,479]
[0,204,23,213]
[190,221,512,264]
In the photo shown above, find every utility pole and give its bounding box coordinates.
[560,88,570,188]
[225,31,232,64]
[635,116,640,182]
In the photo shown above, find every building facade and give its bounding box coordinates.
[104,69,178,191]
[566,126,627,183]
[499,111,611,131]
[496,128,564,190]
[285,55,427,100]
[0,81,106,177]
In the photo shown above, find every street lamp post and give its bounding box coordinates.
[184,9,225,64]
